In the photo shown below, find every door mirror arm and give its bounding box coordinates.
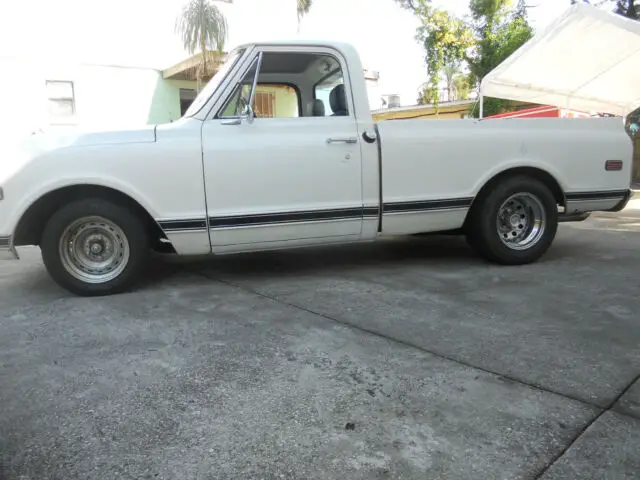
[242,104,255,124]
[221,105,255,126]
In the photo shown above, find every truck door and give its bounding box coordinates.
[200,47,365,252]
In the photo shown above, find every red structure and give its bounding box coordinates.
[486,105,591,119]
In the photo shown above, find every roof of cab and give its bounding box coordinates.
[233,39,359,56]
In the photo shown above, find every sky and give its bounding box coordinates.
[0,0,572,106]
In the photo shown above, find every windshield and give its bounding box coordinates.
[183,48,246,118]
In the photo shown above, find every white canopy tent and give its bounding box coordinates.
[479,3,640,118]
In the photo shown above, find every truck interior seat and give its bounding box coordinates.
[329,84,348,116]
[312,99,325,117]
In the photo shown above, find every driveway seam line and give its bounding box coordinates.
[532,409,603,479]
[609,373,640,421]
[532,372,640,478]
[193,270,599,409]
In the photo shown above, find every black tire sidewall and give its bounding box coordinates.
[468,176,558,265]
[41,198,149,296]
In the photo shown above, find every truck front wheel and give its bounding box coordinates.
[40,198,149,296]
[466,176,558,265]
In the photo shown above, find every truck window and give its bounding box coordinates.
[217,51,348,119]
[185,47,245,118]
[221,83,300,118]
[219,59,258,118]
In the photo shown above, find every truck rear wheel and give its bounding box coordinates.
[40,198,149,296]
[466,176,558,265]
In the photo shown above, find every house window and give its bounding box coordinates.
[179,88,197,115]
[254,91,275,118]
[46,80,75,123]
[219,80,300,119]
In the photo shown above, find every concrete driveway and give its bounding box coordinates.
[1,202,639,480]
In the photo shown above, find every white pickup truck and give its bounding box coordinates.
[0,40,633,296]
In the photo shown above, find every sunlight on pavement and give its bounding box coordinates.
[563,197,640,233]
[626,198,640,210]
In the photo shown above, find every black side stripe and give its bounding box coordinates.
[363,206,379,217]
[158,219,207,232]
[209,207,366,228]
[383,198,473,213]
[0,237,10,248]
[157,198,472,232]
[566,190,628,201]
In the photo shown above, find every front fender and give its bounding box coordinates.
[3,175,160,238]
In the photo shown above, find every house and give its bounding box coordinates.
[0,54,196,137]
[0,49,382,139]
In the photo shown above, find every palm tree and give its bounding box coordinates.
[176,0,231,91]
[176,0,313,89]
[297,0,313,32]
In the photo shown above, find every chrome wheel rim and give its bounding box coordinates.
[59,216,130,283]
[496,193,546,250]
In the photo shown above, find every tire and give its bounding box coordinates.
[40,198,150,296]
[465,175,558,265]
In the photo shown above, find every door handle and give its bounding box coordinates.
[326,137,358,144]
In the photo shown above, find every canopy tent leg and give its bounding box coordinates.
[480,93,484,119]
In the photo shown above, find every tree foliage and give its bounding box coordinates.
[467,0,533,117]
[297,0,313,26]
[398,0,532,115]
[296,0,313,33]
[453,72,473,101]
[613,0,639,18]
[419,10,474,109]
[571,0,639,20]
[176,0,229,91]
[398,1,474,110]
[176,0,228,54]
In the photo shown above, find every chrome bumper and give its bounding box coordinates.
[606,188,633,212]
[0,236,19,260]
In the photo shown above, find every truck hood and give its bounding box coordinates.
[0,125,157,185]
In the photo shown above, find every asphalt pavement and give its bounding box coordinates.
[1,201,639,479]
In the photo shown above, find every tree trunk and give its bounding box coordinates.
[200,33,207,93]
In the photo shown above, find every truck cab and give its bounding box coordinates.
[181,41,381,253]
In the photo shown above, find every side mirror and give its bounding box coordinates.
[222,100,254,126]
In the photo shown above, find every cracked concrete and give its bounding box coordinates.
[615,377,640,420]
[1,205,639,479]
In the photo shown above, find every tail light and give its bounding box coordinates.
[605,160,623,171]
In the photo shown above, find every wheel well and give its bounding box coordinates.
[13,185,173,252]
[471,167,565,209]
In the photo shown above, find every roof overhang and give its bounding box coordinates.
[480,4,640,117]
[162,51,227,81]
